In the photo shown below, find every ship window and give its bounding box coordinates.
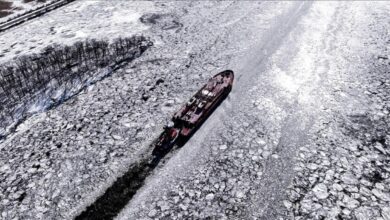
[187,97,196,106]
[195,107,202,114]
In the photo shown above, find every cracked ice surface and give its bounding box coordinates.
[0,1,292,219]
[118,2,390,220]
[285,2,390,220]
[0,1,389,220]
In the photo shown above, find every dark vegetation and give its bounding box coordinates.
[0,36,152,139]
[0,1,12,18]
[0,1,12,11]
[0,0,46,19]
[0,0,70,24]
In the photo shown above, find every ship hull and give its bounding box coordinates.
[151,70,234,159]
[176,70,233,137]
[179,86,230,137]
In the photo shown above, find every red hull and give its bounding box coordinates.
[173,70,234,137]
[152,70,234,158]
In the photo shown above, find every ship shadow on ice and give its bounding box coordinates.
[76,71,233,219]
[75,157,152,220]
[75,90,231,220]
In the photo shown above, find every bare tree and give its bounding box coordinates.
[0,35,152,135]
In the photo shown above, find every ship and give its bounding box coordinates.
[151,70,234,160]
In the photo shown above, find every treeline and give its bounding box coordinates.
[0,36,150,106]
[0,35,152,138]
